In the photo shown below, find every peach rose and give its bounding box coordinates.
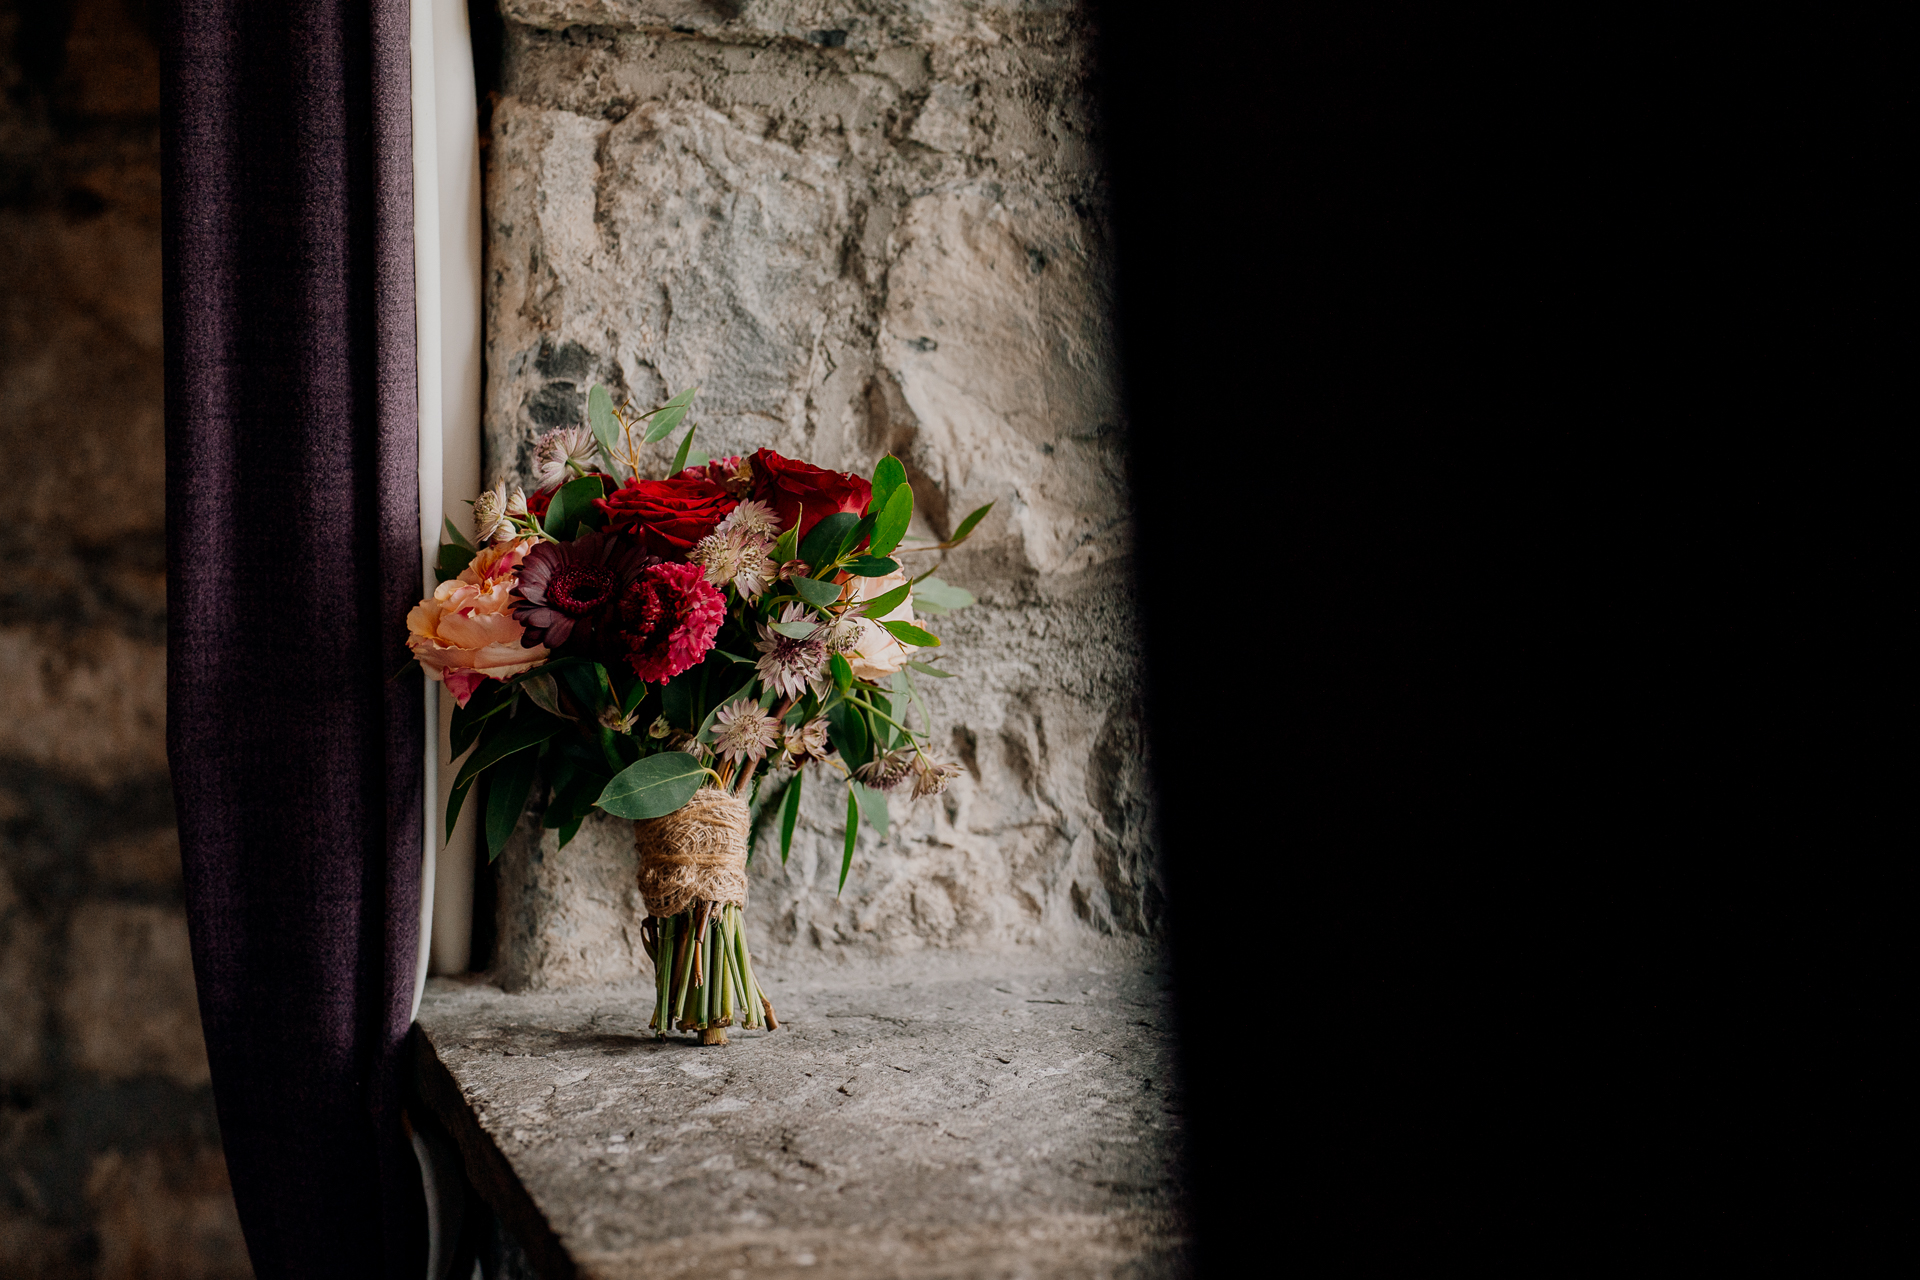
[407,538,550,706]
[838,568,923,682]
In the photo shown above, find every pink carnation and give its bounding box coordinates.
[613,561,726,683]
[406,539,550,706]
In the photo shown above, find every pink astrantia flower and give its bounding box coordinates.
[407,539,550,706]
[613,561,726,683]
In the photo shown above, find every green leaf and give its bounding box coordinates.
[587,384,621,466]
[436,542,476,579]
[696,674,758,743]
[520,672,572,720]
[843,555,899,577]
[596,752,708,819]
[900,666,933,734]
[770,523,799,567]
[448,680,507,759]
[484,746,540,863]
[839,788,858,895]
[829,652,853,691]
[948,501,994,546]
[669,422,698,476]
[443,516,475,551]
[445,774,475,843]
[799,512,859,571]
[910,576,975,614]
[906,660,956,678]
[662,677,693,732]
[879,619,940,648]
[867,484,914,558]
[853,580,912,619]
[454,709,565,791]
[826,699,868,766]
[556,662,613,719]
[685,448,711,469]
[851,780,889,838]
[779,770,803,865]
[712,648,757,666]
[641,387,697,443]
[543,475,606,541]
[557,814,585,850]
[769,618,820,639]
[836,514,875,563]
[868,455,908,516]
[790,575,843,609]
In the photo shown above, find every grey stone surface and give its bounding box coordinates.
[418,951,1186,1278]
[480,0,1159,990]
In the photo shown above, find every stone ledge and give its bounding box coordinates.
[413,955,1189,1279]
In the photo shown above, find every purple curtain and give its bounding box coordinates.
[161,1,426,1275]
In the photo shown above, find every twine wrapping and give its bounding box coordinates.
[635,787,750,919]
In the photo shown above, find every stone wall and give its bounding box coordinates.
[0,1,251,1274]
[479,0,1162,985]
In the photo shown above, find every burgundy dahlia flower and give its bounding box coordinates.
[512,531,654,651]
[613,561,726,683]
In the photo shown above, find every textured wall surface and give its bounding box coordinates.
[0,1,252,1273]
[480,0,1160,986]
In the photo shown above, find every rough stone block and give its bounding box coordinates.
[59,903,210,1086]
[0,867,46,1087]
[0,627,168,791]
[85,1145,253,1280]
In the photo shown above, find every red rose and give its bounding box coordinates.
[748,448,872,544]
[593,474,738,557]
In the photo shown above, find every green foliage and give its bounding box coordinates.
[789,575,842,609]
[799,512,859,570]
[453,708,565,792]
[484,746,540,862]
[662,678,693,733]
[435,542,476,583]
[443,516,475,551]
[669,422,698,476]
[842,555,898,577]
[868,455,908,516]
[910,576,975,614]
[852,580,911,619]
[867,484,913,557]
[597,752,708,819]
[829,652,853,691]
[769,618,819,639]
[542,475,605,541]
[906,659,955,678]
[780,770,803,864]
[826,698,868,766]
[840,788,859,895]
[851,780,889,838]
[879,619,940,648]
[587,384,621,467]
[948,501,994,545]
[642,387,697,444]
[519,672,571,720]
[770,523,799,567]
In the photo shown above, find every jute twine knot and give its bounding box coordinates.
[634,786,749,919]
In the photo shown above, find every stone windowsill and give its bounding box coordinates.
[412,954,1189,1279]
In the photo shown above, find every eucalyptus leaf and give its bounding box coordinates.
[790,575,843,609]
[799,512,859,570]
[780,770,803,864]
[685,448,711,469]
[843,555,899,577]
[907,660,956,678]
[769,619,820,639]
[867,484,914,557]
[587,384,621,465]
[901,666,933,734]
[641,387,697,443]
[596,752,709,819]
[868,455,908,516]
[910,576,975,614]
[948,501,994,546]
[850,780,890,838]
[879,619,940,648]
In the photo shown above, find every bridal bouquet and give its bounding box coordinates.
[405,385,987,1043]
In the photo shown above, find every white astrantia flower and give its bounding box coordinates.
[690,529,777,600]
[503,484,529,520]
[711,698,781,765]
[856,750,915,793]
[911,755,963,799]
[782,716,832,763]
[754,603,828,700]
[716,499,781,543]
[472,482,509,543]
[532,426,597,489]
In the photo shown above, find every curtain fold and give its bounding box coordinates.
[161,1,426,1274]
